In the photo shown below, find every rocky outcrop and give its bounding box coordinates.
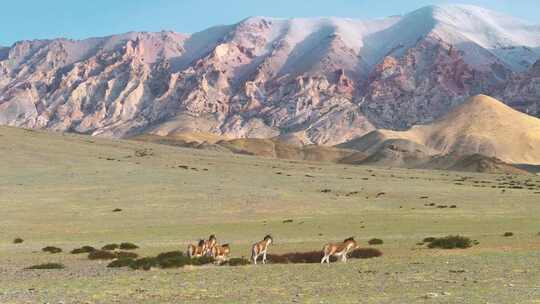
[497,59,540,117]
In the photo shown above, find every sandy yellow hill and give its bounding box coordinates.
[133,134,357,163]
[341,95,540,165]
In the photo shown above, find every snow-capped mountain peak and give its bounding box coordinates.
[1,5,539,144]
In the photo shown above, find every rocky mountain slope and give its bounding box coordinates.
[1,5,539,145]
[339,95,540,165]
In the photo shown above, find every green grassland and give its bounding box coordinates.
[1,126,540,303]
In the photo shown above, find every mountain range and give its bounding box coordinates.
[1,4,539,155]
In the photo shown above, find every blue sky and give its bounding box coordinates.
[1,0,538,46]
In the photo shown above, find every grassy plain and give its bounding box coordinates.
[1,126,539,303]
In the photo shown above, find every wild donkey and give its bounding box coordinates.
[251,235,273,264]
[210,243,231,264]
[203,234,217,257]
[321,237,358,264]
[187,239,207,258]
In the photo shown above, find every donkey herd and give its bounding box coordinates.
[187,234,359,265]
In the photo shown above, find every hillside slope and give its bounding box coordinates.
[341,95,540,165]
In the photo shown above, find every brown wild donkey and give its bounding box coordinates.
[321,237,359,264]
[203,234,217,257]
[210,243,231,264]
[251,235,273,264]
[187,239,207,258]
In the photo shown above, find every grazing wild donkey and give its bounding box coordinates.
[251,235,273,264]
[203,234,217,256]
[187,239,207,258]
[321,237,358,264]
[210,243,231,264]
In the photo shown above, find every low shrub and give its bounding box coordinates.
[42,246,62,254]
[13,238,24,244]
[88,250,117,260]
[129,257,158,271]
[368,238,384,245]
[116,251,138,259]
[349,248,383,259]
[281,251,323,263]
[101,244,119,251]
[226,258,250,266]
[266,253,291,264]
[128,251,214,270]
[426,235,473,249]
[26,263,64,270]
[503,232,514,237]
[190,256,215,266]
[155,251,190,268]
[268,248,382,264]
[156,251,185,260]
[119,242,139,250]
[423,237,436,243]
[107,258,135,268]
[112,208,122,212]
[71,246,96,254]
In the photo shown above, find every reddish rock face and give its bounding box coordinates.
[497,59,540,117]
[0,8,539,144]
[361,35,513,129]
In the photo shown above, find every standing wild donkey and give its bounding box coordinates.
[210,243,231,264]
[203,234,217,256]
[251,235,273,264]
[321,237,358,264]
[187,239,207,258]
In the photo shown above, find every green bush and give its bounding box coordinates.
[116,251,138,259]
[101,244,119,251]
[226,258,250,266]
[42,246,62,254]
[129,257,158,271]
[423,237,436,243]
[107,258,135,268]
[190,256,215,266]
[368,238,384,245]
[155,251,190,268]
[127,251,215,270]
[88,250,117,260]
[503,232,514,237]
[13,238,24,244]
[26,263,65,270]
[268,248,382,264]
[349,248,383,259]
[119,242,139,250]
[426,235,473,249]
[70,246,96,254]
